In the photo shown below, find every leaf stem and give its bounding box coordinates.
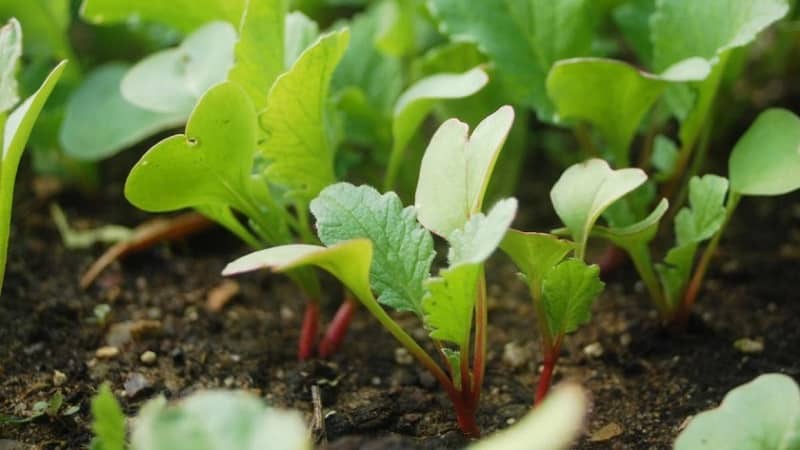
[470,268,487,405]
[298,299,320,361]
[534,338,562,405]
[628,245,670,316]
[319,293,358,358]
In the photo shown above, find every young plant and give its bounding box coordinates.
[123,0,353,360]
[585,110,800,326]
[223,106,517,437]
[501,159,643,402]
[674,374,800,450]
[0,18,67,295]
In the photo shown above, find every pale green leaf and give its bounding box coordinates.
[430,0,596,119]
[729,108,800,196]
[0,18,21,113]
[546,58,707,166]
[675,175,729,246]
[655,242,697,308]
[223,240,374,305]
[309,183,434,316]
[612,0,656,66]
[122,22,237,115]
[592,198,669,251]
[130,390,311,450]
[79,0,246,32]
[550,158,647,253]
[60,64,184,161]
[259,30,349,204]
[469,384,587,450]
[415,106,515,237]
[227,0,287,109]
[448,198,518,265]
[500,230,574,298]
[675,374,800,450]
[90,384,125,450]
[284,12,319,69]
[423,262,480,348]
[388,67,489,184]
[0,0,72,61]
[652,134,679,180]
[541,259,604,335]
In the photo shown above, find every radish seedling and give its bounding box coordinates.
[0,19,67,296]
[224,107,517,437]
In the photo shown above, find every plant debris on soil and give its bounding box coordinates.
[1,159,799,450]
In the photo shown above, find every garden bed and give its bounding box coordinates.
[2,158,798,450]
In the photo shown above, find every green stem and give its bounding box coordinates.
[383,143,403,192]
[470,268,487,404]
[672,192,741,325]
[627,245,669,316]
[0,112,11,295]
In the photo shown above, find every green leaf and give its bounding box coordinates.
[729,108,800,196]
[375,0,417,57]
[469,384,587,450]
[60,64,184,161]
[430,0,596,119]
[90,383,125,450]
[651,134,679,180]
[423,262,480,348]
[79,0,246,32]
[448,198,518,265]
[550,158,647,254]
[675,374,800,450]
[259,30,350,204]
[592,198,669,251]
[501,230,574,299]
[1,60,66,295]
[546,58,706,166]
[131,390,311,450]
[125,81,256,213]
[415,105,515,237]
[223,240,374,306]
[387,67,489,186]
[541,259,604,336]
[655,242,697,308]
[227,0,287,109]
[121,22,237,116]
[675,175,729,246]
[284,12,319,69]
[612,0,656,66]
[0,18,21,113]
[0,0,72,61]
[310,183,435,316]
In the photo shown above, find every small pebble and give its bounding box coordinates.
[124,372,152,398]
[590,422,623,442]
[394,348,413,365]
[95,346,120,359]
[734,338,764,354]
[503,341,532,369]
[583,342,604,358]
[620,333,632,347]
[371,377,381,386]
[140,351,157,365]
[280,306,295,321]
[52,370,67,387]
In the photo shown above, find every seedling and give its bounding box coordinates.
[0,18,67,296]
[224,106,516,437]
[674,374,800,450]
[502,159,643,402]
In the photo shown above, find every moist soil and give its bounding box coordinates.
[1,156,799,450]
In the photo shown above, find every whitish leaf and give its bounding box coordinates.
[90,384,125,450]
[131,390,311,450]
[423,262,480,348]
[550,158,647,254]
[223,240,374,306]
[1,61,66,295]
[546,58,706,166]
[675,374,800,450]
[259,30,349,204]
[501,230,574,298]
[541,259,604,336]
[0,19,21,113]
[79,0,246,32]
[389,67,489,180]
[675,175,729,246]
[729,108,800,196]
[60,64,184,161]
[469,384,587,450]
[448,198,518,265]
[227,0,287,109]
[122,22,237,115]
[430,0,596,119]
[310,183,434,316]
[415,106,515,237]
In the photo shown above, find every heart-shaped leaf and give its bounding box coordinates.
[729,108,800,196]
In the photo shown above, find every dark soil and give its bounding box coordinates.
[1,158,799,450]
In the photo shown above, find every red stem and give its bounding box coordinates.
[298,301,319,361]
[453,399,480,439]
[534,340,562,405]
[319,296,357,358]
[598,244,628,279]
